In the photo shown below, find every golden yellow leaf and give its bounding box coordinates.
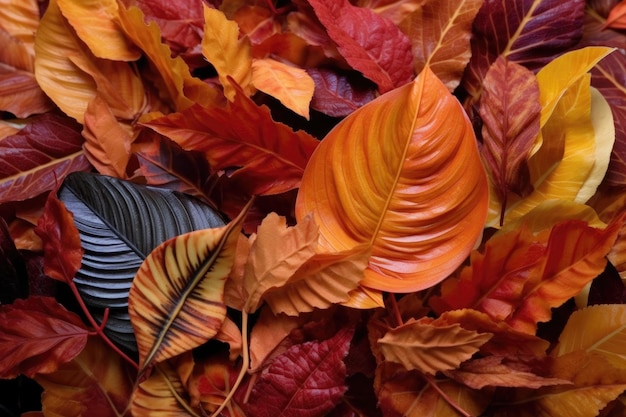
[251,58,315,119]
[296,66,488,293]
[202,5,253,101]
[56,0,140,61]
[378,318,492,375]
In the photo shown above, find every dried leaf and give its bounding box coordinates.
[605,0,626,29]
[308,0,414,92]
[202,5,253,101]
[480,57,540,224]
[144,87,319,195]
[378,318,492,375]
[555,304,626,368]
[244,327,353,417]
[307,68,377,117]
[0,0,39,49]
[56,0,140,61]
[252,58,315,119]
[35,337,134,417]
[399,0,483,91]
[462,0,586,103]
[0,113,89,204]
[0,296,88,378]
[295,66,488,293]
[128,200,249,373]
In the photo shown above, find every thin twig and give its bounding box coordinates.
[422,373,473,417]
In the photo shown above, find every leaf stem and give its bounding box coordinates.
[68,279,139,370]
[387,293,404,327]
[210,310,250,417]
[422,373,472,417]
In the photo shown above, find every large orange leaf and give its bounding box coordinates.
[56,0,140,61]
[378,317,492,375]
[295,66,488,293]
[128,201,249,374]
[399,0,483,92]
[202,4,253,101]
[555,304,626,368]
[35,337,134,417]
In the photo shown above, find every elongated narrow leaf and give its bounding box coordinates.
[399,0,482,91]
[308,0,414,92]
[0,113,89,204]
[128,199,250,373]
[378,318,492,375]
[556,304,626,367]
[0,296,88,378]
[58,172,225,354]
[35,337,134,417]
[296,66,488,293]
[605,0,626,29]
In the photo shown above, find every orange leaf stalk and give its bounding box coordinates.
[422,373,473,417]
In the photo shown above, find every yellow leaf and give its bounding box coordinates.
[202,5,253,101]
[34,0,97,122]
[487,47,616,226]
[296,66,489,293]
[57,0,140,61]
[128,201,250,374]
[378,318,492,375]
[555,305,626,368]
[251,58,315,119]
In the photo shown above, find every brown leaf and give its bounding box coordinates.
[378,317,492,375]
[480,57,540,225]
[399,0,483,92]
[0,296,88,378]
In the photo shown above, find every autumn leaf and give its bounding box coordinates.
[399,0,483,92]
[555,304,626,368]
[0,113,90,204]
[307,0,414,93]
[604,0,626,29]
[480,57,540,225]
[56,0,140,61]
[296,66,488,293]
[252,58,315,119]
[128,199,250,374]
[0,296,88,378]
[202,5,253,101]
[307,68,377,117]
[35,337,134,417]
[143,86,319,196]
[378,318,492,375]
[0,0,39,49]
[244,327,353,417]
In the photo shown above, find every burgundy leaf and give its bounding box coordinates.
[0,296,89,378]
[591,52,626,186]
[307,0,414,93]
[307,68,378,117]
[0,114,91,204]
[0,217,28,303]
[479,57,540,224]
[245,327,354,417]
[462,0,585,104]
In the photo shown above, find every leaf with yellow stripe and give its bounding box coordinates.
[128,200,252,375]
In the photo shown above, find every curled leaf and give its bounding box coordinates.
[296,66,488,293]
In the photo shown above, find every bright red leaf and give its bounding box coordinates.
[0,114,91,204]
[307,0,414,93]
[244,327,353,417]
[0,296,89,378]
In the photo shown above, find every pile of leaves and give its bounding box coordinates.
[4,0,626,415]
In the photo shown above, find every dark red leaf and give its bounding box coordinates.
[245,327,354,417]
[34,192,83,285]
[462,0,585,104]
[0,217,28,303]
[0,296,88,378]
[0,114,91,204]
[307,68,378,117]
[307,0,414,93]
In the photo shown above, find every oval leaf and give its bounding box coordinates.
[295,66,489,293]
[128,200,249,373]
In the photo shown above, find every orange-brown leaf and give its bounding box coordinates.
[296,66,488,293]
[480,57,540,224]
[605,0,626,29]
[378,318,492,375]
[399,0,483,92]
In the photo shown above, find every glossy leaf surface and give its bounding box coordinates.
[296,66,488,293]
[128,200,248,373]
